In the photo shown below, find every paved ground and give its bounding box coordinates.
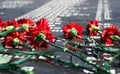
[0,0,120,74]
[0,0,51,21]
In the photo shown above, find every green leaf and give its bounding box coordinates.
[12,55,33,65]
[108,48,120,52]
[96,69,110,74]
[21,66,34,74]
[91,25,99,32]
[63,47,68,52]
[73,63,79,67]
[103,62,110,71]
[22,24,29,31]
[110,35,120,41]
[0,42,12,64]
[55,56,61,59]
[0,29,14,37]
[0,42,5,52]
[0,54,12,64]
[69,28,77,36]
[63,41,68,46]
[5,26,14,31]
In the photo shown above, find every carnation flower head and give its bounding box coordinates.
[2,32,26,47]
[27,18,54,50]
[101,25,120,44]
[86,20,99,36]
[62,22,82,40]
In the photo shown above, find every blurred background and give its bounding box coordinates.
[0,0,120,74]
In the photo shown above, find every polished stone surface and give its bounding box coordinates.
[0,0,120,74]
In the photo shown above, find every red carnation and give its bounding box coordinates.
[17,18,34,34]
[0,18,4,31]
[101,25,120,44]
[3,32,26,47]
[7,18,19,28]
[0,19,19,31]
[17,18,34,27]
[0,19,7,31]
[27,18,54,49]
[0,18,2,23]
[0,21,7,28]
[35,18,50,34]
[86,20,99,36]
[62,22,82,40]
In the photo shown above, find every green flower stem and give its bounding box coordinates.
[54,36,66,42]
[0,42,6,53]
[44,55,96,73]
[12,50,38,55]
[0,46,60,74]
[55,35,87,41]
[0,64,19,72]
[109,53,120,64]
[97,31,102,35]
[0,64,12,70]
[0,64,32,74]
[22,43,35,51]
[11,55,33,65]
[0,41,108,74]
[21,43,96,73]
[66,50,111,74]
[0,49,59,59]
[42,39,111,74]
[12,49,61,56]
[0,26,32,37]
[0,43,95,73]
[95,43,119,54]
[0,42,61,57]
[15,50,96,73]
[18,68,34,74]
[110,35,120,41]
[21,43,62,55]
[0,29,14,37]
[75,35,87,40]
[14,26,32,32]
[55,36,85,47]
[91,25,100,32]
[86,37,119,54]
[0,26,23,37]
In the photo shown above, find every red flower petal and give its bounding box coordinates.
[3,32,26,47]
[62,22,82,39]
[101,25,120,44]
[36,18,50,34]
[27,18,54,50]
[0,18,2,24]
[7,18,19,28]
[86,20,99,36]
[17,18,34,26]
[0,21,8,29]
